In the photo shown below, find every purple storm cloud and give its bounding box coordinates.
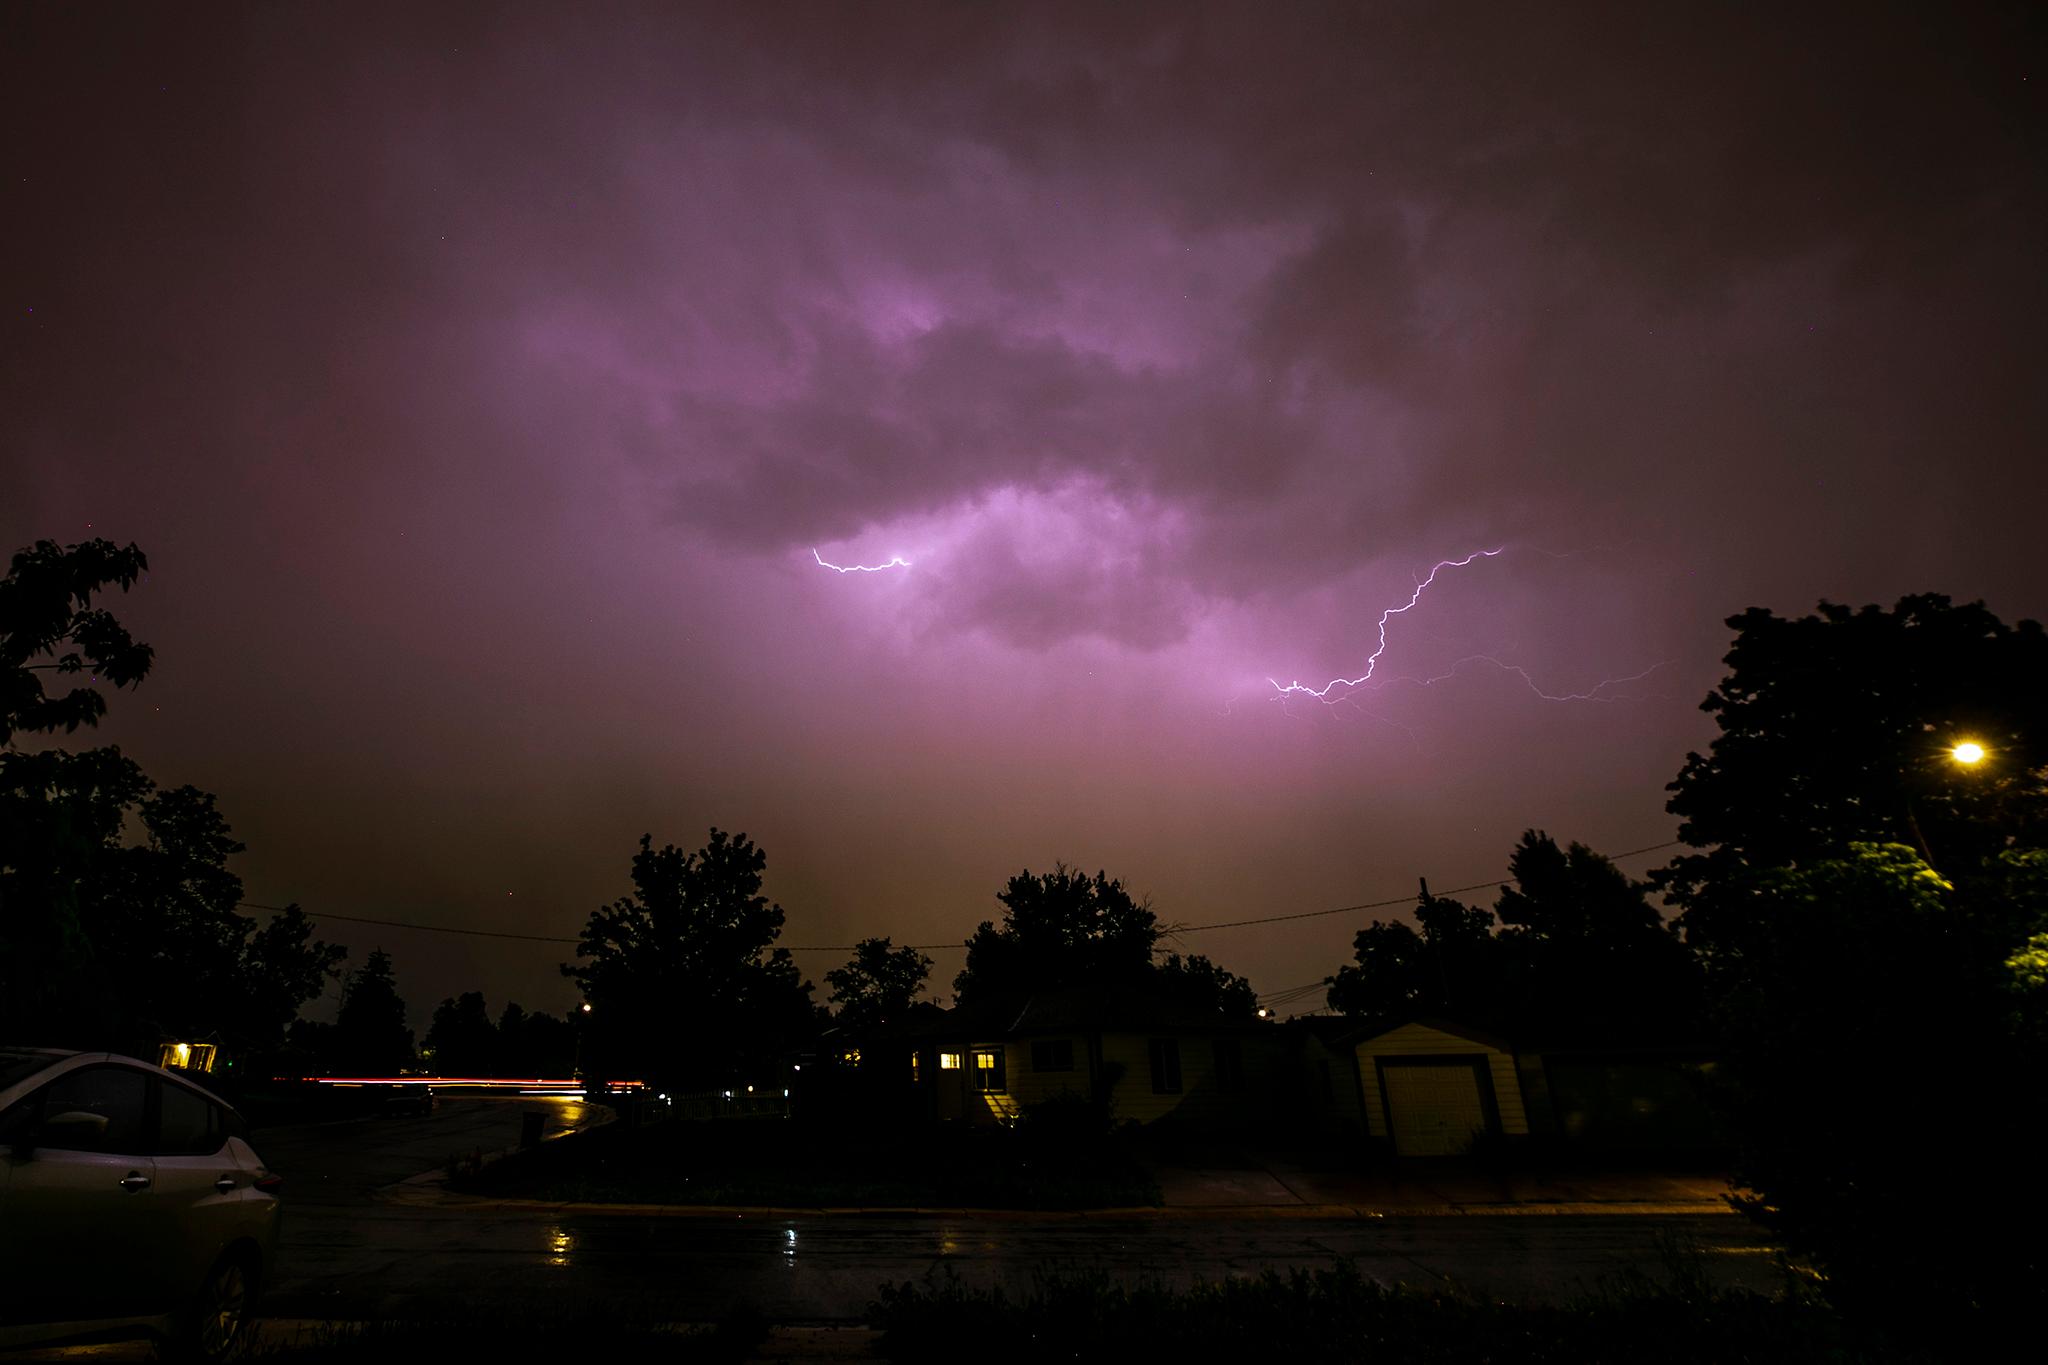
[5,1,2042,1019]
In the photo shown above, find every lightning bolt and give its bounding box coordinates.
[1269,548,1505,699]
[813,548,912,573]
[1388,658,1672,702]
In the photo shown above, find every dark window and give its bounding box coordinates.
[156,1082,225,1155]
[1148,1038,1182,1094]
[1212,1038,1244,1092]
[971,1048,1006,1093]
[1031,1039,1074,1072]
[18,1065,150,1153]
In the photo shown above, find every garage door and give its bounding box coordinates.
[1383,1063,1489,1156]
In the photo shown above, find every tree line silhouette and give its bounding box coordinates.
[6,536,2046,1336]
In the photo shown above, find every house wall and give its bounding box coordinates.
[1297,1031,1369,1131]
[917,1030,1283,1127]
[1355,1022,1529,1137]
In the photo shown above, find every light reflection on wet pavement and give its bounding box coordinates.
[254,1101,1782,1324]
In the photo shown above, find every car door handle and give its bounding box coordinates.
[119,1172,151,1192]
[214,1176,237,1194]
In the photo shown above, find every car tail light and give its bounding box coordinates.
[254,1172,284,1194]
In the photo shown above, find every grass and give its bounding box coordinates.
[245,1309,767,1362]
[457,1114,1162,1209]
[866,1254,1935,1364]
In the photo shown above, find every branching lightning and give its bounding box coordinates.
[1269,549,1504,699]
[1267,548,1663,706]
[813,548,911,573]
[1388,658,1672,702]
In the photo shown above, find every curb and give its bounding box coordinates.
[376,1184,1737,1220]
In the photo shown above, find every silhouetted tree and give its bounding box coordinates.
[1154,952,1259,1018]
[954,865,1158,1006]
[1326,918,1427,1022]
[1,538,153,744]
[1325,833,1693,1038]
[1659,595,2048,927]
[423,991,497,1075]
[1,540,343,1049]
[1494,831,1697,1038]
[564,829,820,1090]
[333,949,414,1074]
[493,1003,576,1077]
[1658,596,2048,1337]
[825,937,934,1032]
[1327,889,1509,1026]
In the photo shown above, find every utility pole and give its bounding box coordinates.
[1420,877,1451,1011]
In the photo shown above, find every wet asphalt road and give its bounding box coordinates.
[254,1100,1783,1324]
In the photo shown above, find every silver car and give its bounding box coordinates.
[0,1048,281,1359]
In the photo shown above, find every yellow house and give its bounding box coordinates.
[891,990,1280,1128]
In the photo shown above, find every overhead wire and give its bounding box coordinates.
[238,839,1685,957]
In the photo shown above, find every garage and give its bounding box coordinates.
[1353,1020,1529,1156]
[1382,1062,1491,1155]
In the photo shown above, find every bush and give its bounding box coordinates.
[868,1259,1919,1365]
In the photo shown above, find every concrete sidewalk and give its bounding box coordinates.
[1157,1158,1736,1214]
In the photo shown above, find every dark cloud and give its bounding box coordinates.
[4,1,2041,1017]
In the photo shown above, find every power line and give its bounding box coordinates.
[238,839,1683,956]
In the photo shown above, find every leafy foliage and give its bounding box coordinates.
[1153,952,1259,1018]
[826,937,935,1032]
[333,949,415,1074]
[1659,594,2048,921]
[953,864,1258,1018]
[0,538,154,744]
[954,864,1157,1005]
[1662,594,2048,1337]
[564,829,820,1089]
[0,539,344,1055]
[869,1259,1875,1365]
[1326,832,1696,1040]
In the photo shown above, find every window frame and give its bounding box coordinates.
[1211,1037,1244,1093]
[1030,1039,1075,1073]
[1147,1038,1183,1095]
[970,1047,1007,1093]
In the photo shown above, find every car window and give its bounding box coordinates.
[25,1065,150,1153]
[0,1049,61,1091]
[156,1081,224,1156]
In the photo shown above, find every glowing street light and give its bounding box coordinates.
[1951,741,1986,766]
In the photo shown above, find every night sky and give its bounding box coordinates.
[6,3,2043,1026]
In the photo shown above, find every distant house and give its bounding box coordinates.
[879,988,1282,1127]
[1305,1018,1723,1158]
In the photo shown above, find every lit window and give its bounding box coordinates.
[838,1048,862,1067]
[971,1048,1006,1093]
[939,1052,962,1070]
[910,1052,923,1083]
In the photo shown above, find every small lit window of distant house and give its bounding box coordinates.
[939,1052,963,1070]
[1031,1039,1074,1072]
[971,1048,1006,1093]
[1148,1038,1182,1094]
[839,1048,862,1067]
[910,1051,923,1083]
[1212,1038,1244,1092]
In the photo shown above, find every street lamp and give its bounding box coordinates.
[1951,741,1986,766]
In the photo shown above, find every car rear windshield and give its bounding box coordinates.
[0,1050,61,1092]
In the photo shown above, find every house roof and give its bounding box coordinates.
[875,985,1266,1043]
[1348,1016,1518,1053]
